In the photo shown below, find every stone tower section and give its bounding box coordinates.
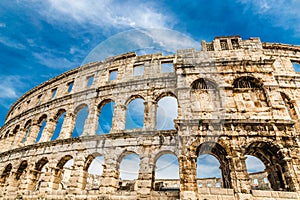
[1,36,300,200]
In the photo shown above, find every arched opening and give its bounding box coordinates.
[0,163,12,188]
[15,161,28,180]
[22,120,32,143]
[232,76,268,112]
[51,110,66,141]
[281,92,298,120]
[11,125,20,146]
[154,154,179,191]
[14,161,28,189]
[28,157,48,191]
[156,96,178,130]
[2,130,12,150]
[196,142,232,189]
[125,98,144,129]
[190,78,220,114]
[35,115,47,143]
[196,154,222,188]
[96,101,115,134]
[233,76,262,89]
[118,153,140,191]
[245,155,271,190]
[53,155,74,190]
[72,105,89,138]
[245,142,295,191]
[84,155,104,190]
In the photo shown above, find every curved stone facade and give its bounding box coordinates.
[1,36,300,199]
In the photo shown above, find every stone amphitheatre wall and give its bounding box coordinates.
[0,36,300,199]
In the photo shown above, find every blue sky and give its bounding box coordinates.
[1,0,300,124]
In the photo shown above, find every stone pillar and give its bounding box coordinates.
[5,170,17,196]
[280,148,299,191]
[111,102,126,132]
[7,134,16,150]
[39,165,55,194]
[83,102,97,136]
[98,157,119,195]
[18,164,34,192]
[59,112,75,139]
[40,118,56,142]
[1,168,13,196]
[26,169,42,191]
[67,155,86,196]
[179,154,198,200]
[229,155,250,192]
[2,135,11,152]
[228,148,252,200]
[12,128,25,148]
[51,168,63,190]
[6,165,28,196]
[24,120,40,145]
[143,99,157,131]
[136,151,154,199]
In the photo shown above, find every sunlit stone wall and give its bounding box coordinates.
[1,36,300,200]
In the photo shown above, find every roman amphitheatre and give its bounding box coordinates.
[1,35,300,200]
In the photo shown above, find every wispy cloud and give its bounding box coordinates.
[141,29,201,52]
[197,155,221,178]
[83,28,201,64]
[42,0,173,29]
[0,23,6,28]
[0,75,28,109]
[237,0,300,36]
[156,154,179,179]
[0,76,19,99]
[245,155,265,173]
[0,35,26,50]
[32,51,76,69]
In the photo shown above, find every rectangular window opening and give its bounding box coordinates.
[87,75,94,87]
[109,70,118,81]
[206,43,214,51]
[253,179,258,185]
[67,81,74,93]
[37,94,42,105]
[161,62,174,73]
[51,88,57,99]
[231,39,239,49]
[133,65,144,76]
[292,61,300,72]
[220,39,228,50]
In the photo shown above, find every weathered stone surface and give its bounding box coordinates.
[1,36,300,199]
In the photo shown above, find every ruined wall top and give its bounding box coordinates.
[2,35,300,133]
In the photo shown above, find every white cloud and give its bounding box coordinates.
[155,154,179,179]
[196,155,221,178]
[0,76,23,99]
[33,51,75,69]
[237,0,300,36]
[119,154,140,180]
[140,29,201,52]
[245,155,265,173]
[0,75,27,109]
[157,96,178,130]
[42,0,173,29]
[88,156,104,175]
[82,28,201,64]
[0,23,6,28]
[0,35,26,49]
